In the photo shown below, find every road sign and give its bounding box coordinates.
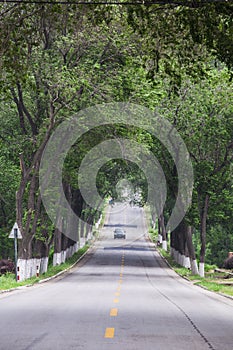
[9,222,22,282]
[9,222,22,239]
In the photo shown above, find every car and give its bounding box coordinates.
[114,228,126,239]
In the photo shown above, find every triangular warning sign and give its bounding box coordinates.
[9,222,22,239]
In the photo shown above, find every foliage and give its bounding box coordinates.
[0,243,89,291]
[206,225,233,267]
[0,148,21,258]
[0,3,233,268]
[158,243,233,297]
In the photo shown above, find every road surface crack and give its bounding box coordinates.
[140,255,216,350]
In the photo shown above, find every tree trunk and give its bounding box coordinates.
[177,221,185,266]
[53,226,62,266]
[16,121,55,261]
[199,194,210,277]
[159,213,167,250]
[170,220,186,266]
[185,225,199,275]
[157,218,162,244]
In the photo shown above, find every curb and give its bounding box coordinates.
[38,243,93,284]
[0,242,94,295]
[192,282,233,301]
[147,234,233,301]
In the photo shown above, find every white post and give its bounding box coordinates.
[184,256,191,269]
[190,259,199,275]
[170,247,174,258]
[199,262,205,277]
[40,257,48,274]
[36,264,40,278]
[162,240,167,251]
[173,249,178,263]
[17,264,20,282]
[180,254,185,267]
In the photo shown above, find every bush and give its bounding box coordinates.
[205,264,217,272]
[223,256,233,269]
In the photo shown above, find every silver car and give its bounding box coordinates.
[114,228,126,239]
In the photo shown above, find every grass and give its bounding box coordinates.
[148,227,158,242]
[0,244,89,291]
[156,243,233,298]
[196,280,233,296]
[158,247,201,280]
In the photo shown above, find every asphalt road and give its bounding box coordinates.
[0,203,233,350]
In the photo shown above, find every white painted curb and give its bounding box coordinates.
[0,244,93,294]
[146,233,233,301]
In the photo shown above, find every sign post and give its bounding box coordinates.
[14,228,18,282]
[9,223,22,282]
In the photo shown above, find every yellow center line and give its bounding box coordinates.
[104,254,125,341]
[110,308,118,316]
[105,328,115,338]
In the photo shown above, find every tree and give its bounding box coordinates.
[0,3,156,277]
[168,69,233,275]
[0,1,233,280]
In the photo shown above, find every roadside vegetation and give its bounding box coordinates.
[0,2,233,281]
[149,228,233,298]
[0,244,90,291]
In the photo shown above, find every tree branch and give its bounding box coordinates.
[10,87,27,134]
[17,82,38,136]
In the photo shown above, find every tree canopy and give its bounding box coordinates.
[0,1,232,277]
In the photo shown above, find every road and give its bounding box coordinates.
[0,203,233,350]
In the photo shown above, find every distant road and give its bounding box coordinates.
[0,203,233,350]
